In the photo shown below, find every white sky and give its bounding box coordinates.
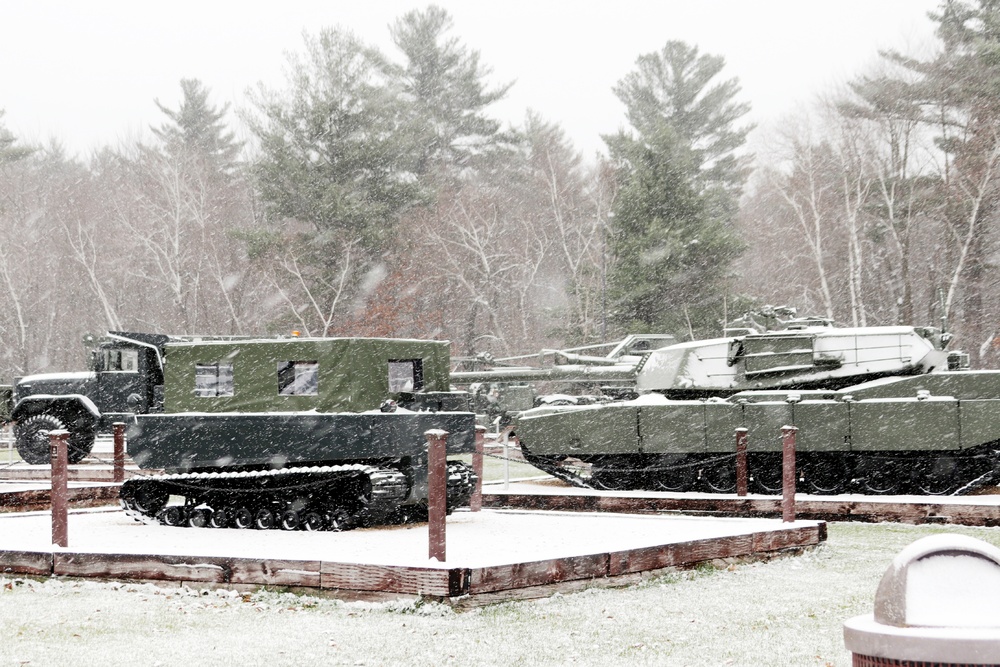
[0,0,940,160]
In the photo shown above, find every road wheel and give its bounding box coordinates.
[802,454,849,495]
[13,414,64,465]
[915,456,962,495]
[233,507,254,529]
[254,508,276,530]
[701,460,737,493]
[751,454,784,495]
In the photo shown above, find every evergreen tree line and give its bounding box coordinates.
[3,1,999,380]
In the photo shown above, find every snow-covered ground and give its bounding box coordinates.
[0,506,813,568]
[1,522,997,667]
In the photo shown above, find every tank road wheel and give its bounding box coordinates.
[121,481,169,517]
[279,510,301,531]
[188,507,212,528]
[158,506,188,527]
[750,455,784,495]
[326,509,352,532]
[208,507,231,529]
[700,459,737,494]
[588,457,631,490]
[254,508,276,530]
[856,455,904,495]
[653,456,694,492]
[233,507,254,529]
[13,414,64,465]
[801,454,849,495]
[915,456,962,495]
[302,511,325,532]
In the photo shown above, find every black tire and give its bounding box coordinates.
[326,509,352,532]
[751,454,785,495]
[915,456,962,495]
[279,510,300,531]
[233,507,254,529]
[653,456,693,492]
[13,414,64,465]
[801,454,849,495]
[13,413,95,465]
[188,507,212,528]
[124,481,169,517]
[254,508,276,530]
[208,507,231,529]
[701,460,737,494]
[158,506,188,527]
[302,511,325,531]
[856,455,904,495]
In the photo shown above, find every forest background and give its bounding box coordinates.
[1,0,999,379]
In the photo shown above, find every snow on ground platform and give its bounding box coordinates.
[0,506,823,603]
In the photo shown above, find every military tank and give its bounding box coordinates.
[514,310,1000,496]
[118,335,476,531]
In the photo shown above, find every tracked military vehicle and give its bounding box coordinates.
[108,335,477,531]
[514,312,1000,496]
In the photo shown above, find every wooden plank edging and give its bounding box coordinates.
[483,492,1000,526]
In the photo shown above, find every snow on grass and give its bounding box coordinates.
[2,522,999,666]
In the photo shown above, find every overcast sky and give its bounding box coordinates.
[1,0,940,160]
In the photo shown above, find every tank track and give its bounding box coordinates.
[120,461,477,531]
[520,441,1000,496]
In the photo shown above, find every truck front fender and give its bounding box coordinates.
[11,394,101,424]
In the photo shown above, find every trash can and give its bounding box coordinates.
[844,533,1000,666]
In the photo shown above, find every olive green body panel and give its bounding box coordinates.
[515,404,638,456]
[129,411,476,471]
[704,402,744,454]
[849,398,960,452]
[958,400,1000,447]
[639,401,709,454]
[162,338,452,414]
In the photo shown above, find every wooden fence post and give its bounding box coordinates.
[113,422,126,483]
[781,425,797,523]
[735,428,748,497]
[426,429,449,562]
[470,425,486,512]
[49,429,69,548]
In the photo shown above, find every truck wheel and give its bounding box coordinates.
[13,414,63,464]
[13,414,95,465]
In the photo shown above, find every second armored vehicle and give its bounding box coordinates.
[514,315,1000,496]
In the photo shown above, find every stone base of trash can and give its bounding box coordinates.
[853,655,997,666]
[845,614,1000,666]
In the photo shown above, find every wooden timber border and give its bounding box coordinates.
[0,485,121,513]
[0,521,824,605]
[482,489,1000,526]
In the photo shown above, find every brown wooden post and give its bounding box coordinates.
[735,428,749,497]
[426,429,449,562]
[470,425,486,512]
[49,429,69,548]
[112,422,126,483]
[781,425,797,523]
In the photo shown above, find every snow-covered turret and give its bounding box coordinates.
[638,323,953,398]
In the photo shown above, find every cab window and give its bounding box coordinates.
[103,348,139,372]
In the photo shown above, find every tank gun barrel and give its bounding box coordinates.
[452,363,638,384]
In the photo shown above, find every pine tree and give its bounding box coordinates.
[152,79,241,170]
[0,110,32,164]
[389,5,512,177]
[605,41,751,338]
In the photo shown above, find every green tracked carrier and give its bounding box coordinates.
[119,336,476,531]
[514,316,1000,496]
